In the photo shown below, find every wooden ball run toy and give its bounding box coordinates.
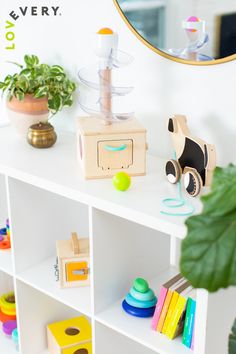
[77,27,147,179]
[165,115,216,197]
[122,278,157,318]
[47,316,92,354]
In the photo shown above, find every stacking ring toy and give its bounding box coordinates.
[130,287,155,302]
[122,300,155,318]
[125,293,157,308]
[0,239,11,249]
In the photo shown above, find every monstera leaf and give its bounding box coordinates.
[229,319,236,354]
[180,164,236,292]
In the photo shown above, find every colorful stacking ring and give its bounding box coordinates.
[2,320,17,336]
[122,300,155,318]
[133,278,149,293]
[0,239,11,249]
[0,236,3,242]
[0,309,16,322]
[0,293,16,312]
[0,228,7,236]
[130,287,155,302]
[1,308,16,316]
[125,293,157,308]
[12,328,19,350]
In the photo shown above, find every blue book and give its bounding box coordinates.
[182,296,196,348]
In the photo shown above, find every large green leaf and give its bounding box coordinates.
[180,164,236,292]
[229,319,236,354]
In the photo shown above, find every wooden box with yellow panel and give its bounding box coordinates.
[56,233,90,289]
[47,316,92,354]
[77,27,147,179]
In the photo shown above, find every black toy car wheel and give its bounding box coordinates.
[184,169,202,197]
[165,159,181,184]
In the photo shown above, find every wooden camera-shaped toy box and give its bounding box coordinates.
[76,117,147,179]
[47,316,92,354]
[56,233,90,288]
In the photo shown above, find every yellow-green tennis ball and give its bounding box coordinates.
[113,172,131,191]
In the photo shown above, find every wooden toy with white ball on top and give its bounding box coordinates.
[165,115,216,197]
[76,27,147,179]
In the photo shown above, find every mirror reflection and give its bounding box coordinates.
[117,0,236,62]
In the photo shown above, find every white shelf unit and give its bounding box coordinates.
[0,127,234,354]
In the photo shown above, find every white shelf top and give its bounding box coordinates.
[16,256,91,317]
[0,331,17,354]
[0,127,202,239]
[96,267,190,354]
[0,250,13,275]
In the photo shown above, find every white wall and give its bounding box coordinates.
[0,0,235,166]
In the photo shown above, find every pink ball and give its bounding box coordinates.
[187,16,200,32]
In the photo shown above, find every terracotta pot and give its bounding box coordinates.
[6,94,49,137]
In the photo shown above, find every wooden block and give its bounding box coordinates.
[56,234,90,288]
[76,116,147,179]
[47,316,92,354]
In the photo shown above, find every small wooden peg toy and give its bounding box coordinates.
[47,316,92,354]
[56,233,90,289]
[165,115,216,197]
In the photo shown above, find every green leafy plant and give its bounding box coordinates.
[180,164,236,353]
[0,55,76,115]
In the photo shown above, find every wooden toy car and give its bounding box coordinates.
[165,115,216,197]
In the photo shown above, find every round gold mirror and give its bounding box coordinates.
[114,0,236,65]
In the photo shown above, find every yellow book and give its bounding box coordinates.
[162,291,179,334]
[166,286,193,340]
[157,277,188,333]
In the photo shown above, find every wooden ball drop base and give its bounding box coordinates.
[76,117,147,179]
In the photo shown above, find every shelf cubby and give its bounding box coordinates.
[0,174,13,275]
[16,280,91,354]
[0,271,17,354]
[92,208,171,314]
[95,321,161,354]
[7,177,91,316]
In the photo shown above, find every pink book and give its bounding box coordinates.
[151,273,183,330]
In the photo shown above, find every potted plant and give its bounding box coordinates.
[0,55,76,136]
[180,164,236,353]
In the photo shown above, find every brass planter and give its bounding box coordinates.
[27,123,57,148]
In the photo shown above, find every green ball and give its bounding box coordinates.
[112,172,131,191]
[133,278,149,293]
